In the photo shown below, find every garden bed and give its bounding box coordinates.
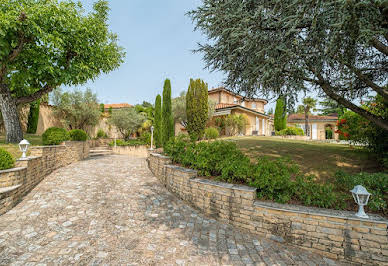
[164,137,388,218]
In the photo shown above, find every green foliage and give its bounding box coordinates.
[109,139,146,147]
[189,0,388,131]
[96,129,107,139]
[274,97,287,131]
[276,127,304,136]
[225,114,248,136]
[100,104,105,113]
[162,79,174,146]
[26,100,40,134]
[319,96,346,117]
[108,107,113,115]
[215,116,226,135]
[51,88,100,132]
[164,138,367,210]
[204,127,219,140]
[109,108,146,140]
[0,0,125,142]
[337,96,388,167]
[335,171,388,212]
[172,91,187,126]
[69,129,88,141]
[186,79,209,141]
[42,127,70,145]
[139,131,151,145]
[0,148,15,170]
[325,128,333,139]
[154,94,162,148]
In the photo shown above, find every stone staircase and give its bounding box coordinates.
[89,145,113,157]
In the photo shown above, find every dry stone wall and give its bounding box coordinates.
[0,141,89,215]
[148,153,388,265]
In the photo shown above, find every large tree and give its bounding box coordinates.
[0,0,124,142]
[186,78,209,140]
[51,88,100,133]
[110,108,146,140]
[189,0,388,131]
[319,96,346,117]
[162,79,174,146]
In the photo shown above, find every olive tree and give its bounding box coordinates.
[110,108,146,140]
[0,0,124,142]
[189,0,388,131]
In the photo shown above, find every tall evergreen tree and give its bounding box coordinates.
[319,96,346,117]
[154,94,162,148]
[274,97,287,131]
[162,79,174,146]
[26,100,40,134]
[186,79,209,140]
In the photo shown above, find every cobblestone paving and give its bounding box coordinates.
[0,155,340,265]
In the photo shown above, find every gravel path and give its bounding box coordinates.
[0,155,339,265]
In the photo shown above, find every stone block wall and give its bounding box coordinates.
[0,141,89,215]
[112,145,148,157]
[148,153,388,265]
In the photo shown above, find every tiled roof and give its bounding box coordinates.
[209,87,268,103]
[215,103,238,109]
[288,113,338,122]
[104,103,133,109]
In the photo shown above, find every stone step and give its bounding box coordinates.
[89,152,113,157]
[90,149,112,153]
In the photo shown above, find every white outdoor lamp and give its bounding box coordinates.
[19,139,30,158]
[350,185,371,218]
[150,126,154,150]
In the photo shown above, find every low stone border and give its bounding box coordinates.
[147,153,388,265]
[0,141,89,215]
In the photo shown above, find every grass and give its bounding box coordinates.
[0,134,43,159]
[228,136,380,181]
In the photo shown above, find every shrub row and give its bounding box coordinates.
[109,139,146,147]
[275,126,304,136]
[164,137,388,213]
[42,127,88,145]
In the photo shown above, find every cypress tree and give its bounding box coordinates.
[162,79,174,146]
[154,94,162,147]
[186,78,209,140]
[26,100,40,134]
[274,96,287,131]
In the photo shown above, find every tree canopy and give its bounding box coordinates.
[189,0,388,131]
[0,0,124,142]
[110,108,146,140]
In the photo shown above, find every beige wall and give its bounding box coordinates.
[209,91,266,113]
[288,121,338,140]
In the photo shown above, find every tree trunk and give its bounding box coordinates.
[0,87,23,143]
[304,111,310,137]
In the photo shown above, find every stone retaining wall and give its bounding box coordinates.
[0,141,89,215]
[148,153,388,265]
[112,145,149,157]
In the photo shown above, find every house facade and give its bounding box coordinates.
[287,113,339,140]
[209,87,273,136]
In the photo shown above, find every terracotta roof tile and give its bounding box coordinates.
[215,103,238,109]
[104,103,133,109]
[288,113,338,121]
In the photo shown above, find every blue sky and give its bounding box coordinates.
[68,1,231,106]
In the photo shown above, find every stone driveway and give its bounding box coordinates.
[0,155,340,265]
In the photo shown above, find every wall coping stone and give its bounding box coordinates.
[191,177,257,192]
[0,184,22,194]
[0,167,27,174]
[150,153,170,159]
[165,165,197,175]
[31,145,66,149]
[254,200,388,224]
[17,156,41,162]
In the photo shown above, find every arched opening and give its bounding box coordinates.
[325,124,334,139]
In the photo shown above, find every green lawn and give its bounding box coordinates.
[0,134,42,159]
[228,136,380,181]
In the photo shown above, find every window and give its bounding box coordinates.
[241,101,245,107]
[252,103,256,109]
[233,97,238,104]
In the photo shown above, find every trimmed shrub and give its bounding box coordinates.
[96,129,107,139]
[109,139,145,147]
[42,127,70,145]
[276,127,304,136]
[186,78,208,140]
[274,96,287,131]
[162,79,174,146]
[0,148,15,170]
[204,127,219,140]
[69,129,88,141]
[154,94,162,147]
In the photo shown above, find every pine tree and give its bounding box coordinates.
[26,100,40,134]
[154,94,162,148]
[186,79,209,140]
[274,97,287,131]
[162,79,174,146]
